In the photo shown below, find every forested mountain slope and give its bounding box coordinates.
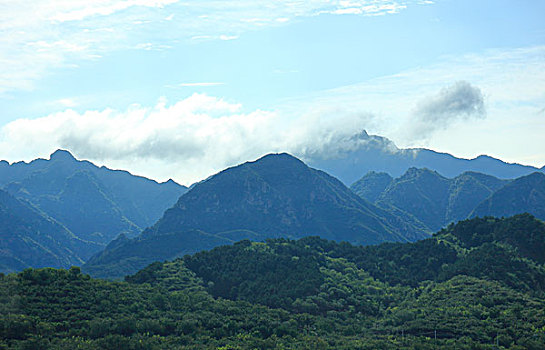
[0,190,101,273]
[83,153,429,279]
[0,150,187,266]
[2,214,544,349]
[471,172,545,220]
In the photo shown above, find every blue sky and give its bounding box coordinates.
[1,0,544,184]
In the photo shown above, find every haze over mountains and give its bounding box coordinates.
[307,131,544,185]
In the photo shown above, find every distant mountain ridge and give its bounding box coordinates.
[351,168,544,232]
[83,153,430,279]
[306,130,543,185]
[0,150,187,229]
[0,150,187,272]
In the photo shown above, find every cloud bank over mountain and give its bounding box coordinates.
[0,93,383,185]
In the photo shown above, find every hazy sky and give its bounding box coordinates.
[1,0,544,185]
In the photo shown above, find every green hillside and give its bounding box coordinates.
[2,214,545,349]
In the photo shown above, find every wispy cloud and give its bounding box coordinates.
[219,35,239,41]
[0,0,431,95]
[276,46,545,165]
[0,0,178,95]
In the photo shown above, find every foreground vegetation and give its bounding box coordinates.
[2,214,545,349]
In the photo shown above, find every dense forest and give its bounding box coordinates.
[2,214,545,349]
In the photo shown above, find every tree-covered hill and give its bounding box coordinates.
[3,214,544,349]
[83,153,430,279]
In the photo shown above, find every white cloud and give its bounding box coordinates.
[219,35,239,41]
[48,0,179,22]
[57,98,78,108]
[277,46,545,167]
[0,92,383,185]
[0,0,429,95]
[0,0,178,95]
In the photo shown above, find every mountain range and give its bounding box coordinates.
[83,153,430,279]
[0,150,186,273]
[2,146,545,277]
[307,130,544,185]
[351,168,545,232]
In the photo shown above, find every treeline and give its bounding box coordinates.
[2,214,545,349]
